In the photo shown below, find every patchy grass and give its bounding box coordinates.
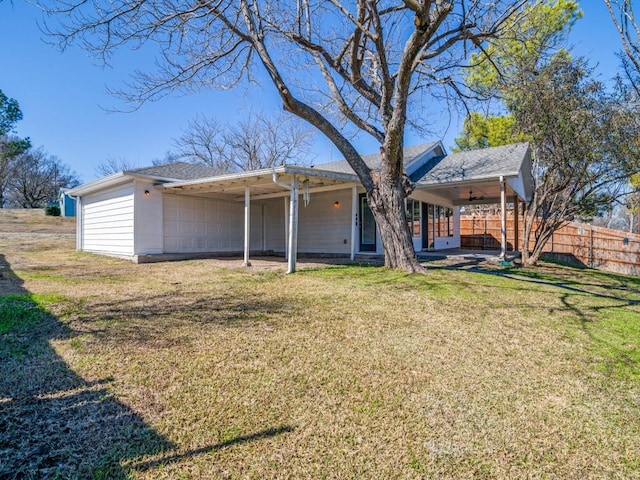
[1,218,639,479]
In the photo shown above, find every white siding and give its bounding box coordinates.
[164,194,246,253]
[298,189,352,254]
[81,182,135,256]
[263,199,285,252]
[134,180,164,255]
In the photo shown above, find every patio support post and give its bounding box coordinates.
[242,187,251,267]
[513,197,519,253]
[500,176,507,259]
[287,177,299,274]
[284,196,289,260]
[350,186,357,261]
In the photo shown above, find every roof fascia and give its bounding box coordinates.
[67,172,131,196]
[162,165,360,190]
[417,172,520,188]
[405,141,446,176]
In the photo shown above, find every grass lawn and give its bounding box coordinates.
[1,212,639,479]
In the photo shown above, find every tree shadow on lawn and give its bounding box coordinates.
[556,291,640,379]
[0,253,173,478]
[74,292,295,349]
[0,255,294,478]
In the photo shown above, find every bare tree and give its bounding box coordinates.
[605,0,640,91]
[94,156,139,177]
[42,0,529,272]
[604,1,640,234]
[170,112,314,173]
[7,148,80,208]
[1,90,31,208]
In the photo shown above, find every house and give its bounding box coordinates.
[68,142,533,272]
[58,189,77,217]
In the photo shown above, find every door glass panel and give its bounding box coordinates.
[360,195,376,251]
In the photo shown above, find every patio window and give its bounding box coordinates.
[436,206,453,237]
[406,199,421,237]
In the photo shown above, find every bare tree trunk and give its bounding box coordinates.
[521,201,560,266]
[368,177,425,273]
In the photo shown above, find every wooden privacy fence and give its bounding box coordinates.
[460,215,640,276]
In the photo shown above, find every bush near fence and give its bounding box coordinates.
[460,215,640,275]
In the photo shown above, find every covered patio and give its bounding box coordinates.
[161,165,360,273]
[412,142,534,258]
[159,143,533,272]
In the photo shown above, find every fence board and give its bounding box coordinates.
[460,215,640,275]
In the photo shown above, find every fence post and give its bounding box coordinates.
[589,228,594,268]
[483,216,487,250]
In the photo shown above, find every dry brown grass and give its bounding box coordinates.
[1,210,639,479]
[0,208,75,234]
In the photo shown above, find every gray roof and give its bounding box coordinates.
[126,162,223,181]
[315,141,440,174]
[416,143,531,186]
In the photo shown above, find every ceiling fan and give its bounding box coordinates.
[468,189,484,202]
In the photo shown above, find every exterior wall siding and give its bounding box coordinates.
[262,199,285,252]
[81,182,135,255]
[163,194,268,253]
[134,180,164,255]
[298,189,352,254]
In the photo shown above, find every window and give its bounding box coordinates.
[435,206,453,237]
[406,199,421,237]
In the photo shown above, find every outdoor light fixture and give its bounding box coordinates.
[333,201,340,208]
[144,190,150,197]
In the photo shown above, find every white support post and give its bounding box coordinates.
[350,186,357,261]
[243,187,251,267]
[500,176,507,259]
[76,196,83,251]
[287,177,299,274]
[284,196,289,260]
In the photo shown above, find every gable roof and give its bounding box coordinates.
[416,143,530,186]
[125,162,222,181]
[412,142,533,205]
[70,142,533,203]
[69,162,223,196]
[315,141,442,175]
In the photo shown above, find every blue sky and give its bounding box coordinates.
[0,1,624,183]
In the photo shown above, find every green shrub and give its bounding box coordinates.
[45,205,61,216]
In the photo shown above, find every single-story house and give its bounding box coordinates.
[68,141,533,272]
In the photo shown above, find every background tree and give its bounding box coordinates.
[453,112,526,152]
[457,0,639,265]
[604,0,640,233]
[510,56,636,264]
[169,112,314,173]
[0,90,31,208]
[604,0,640,93]
[94,156,139,177]
[6,148,80,208]
[41,0,532,272]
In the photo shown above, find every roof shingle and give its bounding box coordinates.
[314,141,440,174]
[416,143,530,185]
[126,162,223,181]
